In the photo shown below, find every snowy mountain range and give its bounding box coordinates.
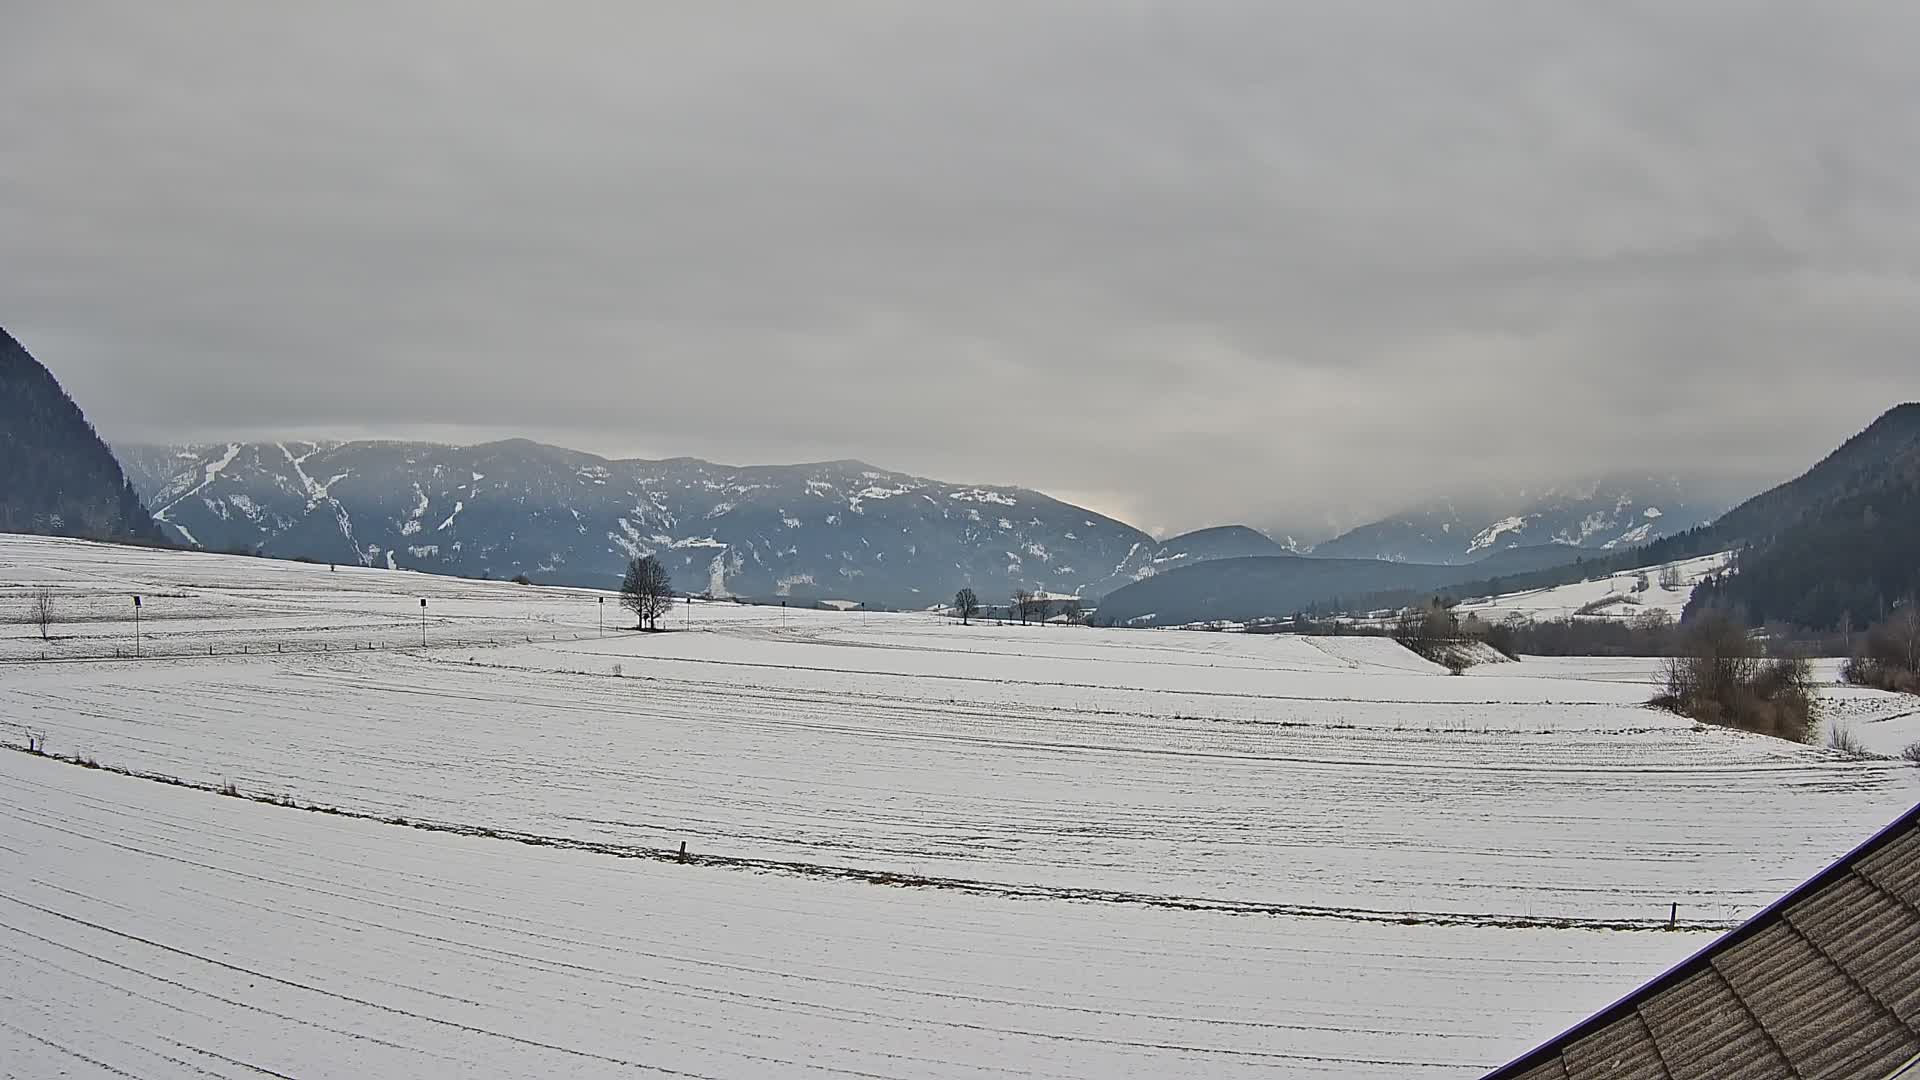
[116,440,1157,607]
[112,440,1730,609]
[1310,477,1722,565]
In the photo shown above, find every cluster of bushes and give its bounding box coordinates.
[1386,599,1499,672]
[1842,603,1920,694]
[1652,611,1818,742]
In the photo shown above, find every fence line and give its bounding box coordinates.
[1,630,620,665]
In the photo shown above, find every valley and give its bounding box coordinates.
[5,534,1919,1076]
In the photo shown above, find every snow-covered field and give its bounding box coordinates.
[1453,552,1732,624]
[4,533,1918,1077]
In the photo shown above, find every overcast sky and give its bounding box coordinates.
[6,3,1918,536]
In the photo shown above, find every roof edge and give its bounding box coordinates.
[1482,799,1920,1079]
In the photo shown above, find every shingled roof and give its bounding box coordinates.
[1485,802,1920,1080]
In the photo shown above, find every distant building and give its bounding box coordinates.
[1485,801,1920,1079]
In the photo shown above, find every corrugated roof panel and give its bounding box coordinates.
[1566,1006,1674,1076]
[1787,877,1920,1027]
[1860,828,1920,903]
[1717,922,1917,1077]
[1506,1060,1572,1080]
[1562,1010,1668,1080]
[1638,967,1792,1079]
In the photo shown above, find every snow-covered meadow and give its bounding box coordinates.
[4,534,1918,1077]
[1451,552,1731,625]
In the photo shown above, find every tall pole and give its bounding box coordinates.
[419,598,427,648]
[599,596,604,637]
[133,595,142,658]
[685,592,690,630]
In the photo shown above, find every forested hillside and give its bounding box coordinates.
[1688,405,1920,629]
[0,328,163,543]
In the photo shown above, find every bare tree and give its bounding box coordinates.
[1892,600,1920,675]
[30,587,53,642]
[953,587,980,625]
[1658,564,1684,591]
[621,556,675,630]
[1012,589,1034,626]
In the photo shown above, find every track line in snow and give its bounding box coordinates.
[0,746,1740,933]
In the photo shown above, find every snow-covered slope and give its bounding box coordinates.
[1454,552,1732,624]
[1314,476,1722,564]
[117,440,1152,606]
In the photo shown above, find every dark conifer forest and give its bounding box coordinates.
[0,327,164,543]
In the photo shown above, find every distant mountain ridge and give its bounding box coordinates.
[0,328,163,544]
[1097,404,1920,630]
[1078,524,1293,598]
[1313,476,1721,564]
[118,439,1164,606]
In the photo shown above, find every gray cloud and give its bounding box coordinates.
[5,2,1918,537]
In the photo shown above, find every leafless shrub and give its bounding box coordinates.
[1826,725,1870,758]
[1902,741,1920,766]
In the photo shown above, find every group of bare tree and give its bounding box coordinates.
[951,587,1082,626]
[1844,599,1920,694]
[1654,610,1817,742]
[1012,589,1040,625]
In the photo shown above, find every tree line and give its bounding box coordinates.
[950,587,1082,626]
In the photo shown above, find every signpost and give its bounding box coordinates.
[419,597,427,647]
[598,596,605,637]
[132,595,142,658]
